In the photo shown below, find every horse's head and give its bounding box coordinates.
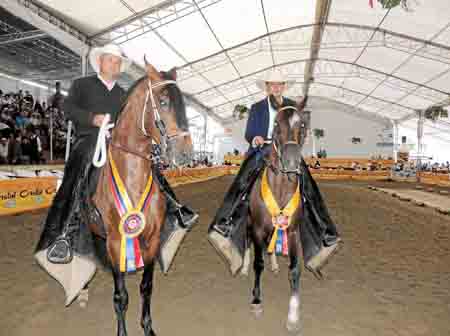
[143,61,193,165]
[271,95,309,175]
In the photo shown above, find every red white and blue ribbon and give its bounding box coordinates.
[109,148,154,272]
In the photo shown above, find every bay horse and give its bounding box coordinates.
[89,62,191,336]
[246,100,306,333]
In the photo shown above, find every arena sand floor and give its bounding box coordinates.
[1,176,449,336]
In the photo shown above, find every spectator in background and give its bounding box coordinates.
[0,137,9,164]
[9,134,22,164]
[15,110,27,129]
[24,90,34,106]
[34,100,44,115]
[48,81,64,111]
[28,128,42,164]
[20,135,32,164]
[30,111,42,127]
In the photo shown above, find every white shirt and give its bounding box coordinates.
[97,74,116,91]
[267,96,285,139]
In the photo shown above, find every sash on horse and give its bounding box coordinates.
[260,167,301,256]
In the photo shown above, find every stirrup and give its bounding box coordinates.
[212,217,233,237]
[47,238,73,264]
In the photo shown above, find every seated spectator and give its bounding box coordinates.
[24,90,34,106]
[9,134,23,165]
[20,135,32,164]
[0,137,9,164]
[30,112,42,127]
[15,111,28,129]
[28,128,43,164]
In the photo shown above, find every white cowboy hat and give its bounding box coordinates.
[88,43,132,74]
[255,68,295,91]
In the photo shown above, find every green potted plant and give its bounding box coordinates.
[233,104,249,120]
[376,0,415,11]
[313,128,324,139]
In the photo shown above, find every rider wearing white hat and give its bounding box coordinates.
[250,68,297,148]
[255,68,295,91]
[35,43,130,305]
[209,68,340,277]
[35,44,198,305]
[208,67,300,273]
[89,43,132,75]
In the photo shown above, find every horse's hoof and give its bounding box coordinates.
[286,319,302,334]
[251,303,263,317]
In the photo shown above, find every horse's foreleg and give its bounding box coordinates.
[112,268,129,336]
[270,252,280,274]
[140,261,156,336]
[240,236,251,276]
[251,242,264,316]
[286,232,302,333]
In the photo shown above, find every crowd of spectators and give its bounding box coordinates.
[419,161,450,173]
[0,83,66,165]
[392,160,449,178]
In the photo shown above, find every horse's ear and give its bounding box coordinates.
[297,95,308,111]
[143,55,162,81]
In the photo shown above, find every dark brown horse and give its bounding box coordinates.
[246,100,305,333]
[90,62,191,336]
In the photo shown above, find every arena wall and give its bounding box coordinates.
[225,97,394,158]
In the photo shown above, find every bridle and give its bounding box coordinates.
[139,77,189,140]
[113,77,189,164]
[264,105,303,176]
[270,140,302,176]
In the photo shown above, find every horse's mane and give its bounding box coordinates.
[160,71,188,132]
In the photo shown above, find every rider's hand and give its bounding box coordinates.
[252,136,265,147]
[92,114,107,127]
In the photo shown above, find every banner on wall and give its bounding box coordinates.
[0,177,58,216]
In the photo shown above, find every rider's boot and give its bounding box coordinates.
[208,149,266,275]
[155,169,199,273]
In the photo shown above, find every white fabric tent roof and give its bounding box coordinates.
[25,0,450,141]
